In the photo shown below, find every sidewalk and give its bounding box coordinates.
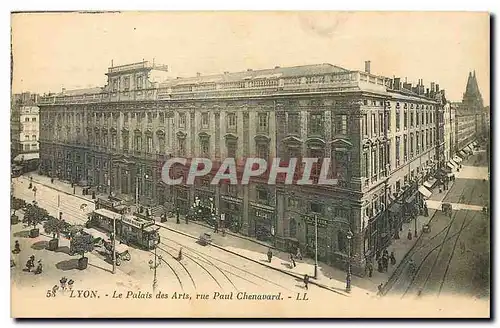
[19,171,453,297]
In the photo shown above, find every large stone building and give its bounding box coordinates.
[38,60,445,274]
[11,92,40,162]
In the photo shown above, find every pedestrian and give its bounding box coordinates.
[13,240,21,254]
[290,253,296,268]
[424,205,429,217]
[303,274,309,290]
[366,261,373,277]
[177,248,183,261]
[382,255,388,272]
[68,279,74,291]
[60,276,67,290]
[296,247,302,260]
[176,208,180,224]
[407,229,413,240]
[390,251,396,265]
[267,248,273,263]
[376,250,381,261]
[213,220,219,233]
[377,257,383,273]
[377,283,384,296]
[51,177,54,184]
[383,249,389,258]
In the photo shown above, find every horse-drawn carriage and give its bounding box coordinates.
[103,241,131,266]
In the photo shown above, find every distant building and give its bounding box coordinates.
[11,92,40,163]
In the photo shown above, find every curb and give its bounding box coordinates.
[155,222,349,297]
[21,176,94,204]
[381,182,455,296]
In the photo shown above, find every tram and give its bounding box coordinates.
[86,208,160,250]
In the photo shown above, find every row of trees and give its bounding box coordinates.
[12,196,95,270]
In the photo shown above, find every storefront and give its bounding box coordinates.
[219,195,243,233]
[250,202,275,242]
[174,186,190,215]
[304,215,328,262]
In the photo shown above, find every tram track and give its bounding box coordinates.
[147,249,184,291]
[401,181,479,298]
[161,236,293,292]
[154,244,198,289]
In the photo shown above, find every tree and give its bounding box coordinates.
[43,216,66,239]
[24,205,49,228]
[71,233,95,259]
[11,197,26,215]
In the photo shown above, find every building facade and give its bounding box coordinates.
[11,92,40,161]
[38,60,445,274]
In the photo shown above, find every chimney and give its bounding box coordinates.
[430,82,435,92]
[196,72,201,77]
[247,69,253,72]
[436,84,440,92]
[364,61,371,74]
[274,66,281,69]
[62,88,66,94]
[426,88,430,97]
[224,71,229,75]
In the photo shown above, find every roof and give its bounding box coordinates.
[94,208,123,220]
[159,63,350,88]
[59,87,103,96]
[13,153,39,162]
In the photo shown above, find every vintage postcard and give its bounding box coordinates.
[10,11,490,318]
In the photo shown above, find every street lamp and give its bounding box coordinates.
[148,247,162,292]
[314,214,318,279]
[346,229,353,293]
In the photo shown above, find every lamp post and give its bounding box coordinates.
[346,229,353,293]
[148,246,162,292]
[314,214,318,279]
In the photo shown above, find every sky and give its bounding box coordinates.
[11,11,490,104]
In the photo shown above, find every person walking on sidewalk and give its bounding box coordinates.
[267,248,273,263]
[176,208,180,224]
[407,229,413,240]
[303,274,309,290]
[382,254,389,272]
[366,261,373,277]
[377,283,384,296]
[213,220,219,233]
[289,253,296,268]
[377,257,383,273]
[296,247,303,260]
[390,251,396,265]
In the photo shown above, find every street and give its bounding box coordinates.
[385,150,490,300]
[11,177,344,299]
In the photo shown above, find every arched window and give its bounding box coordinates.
[289,218,297,238]
[338,231,347,253]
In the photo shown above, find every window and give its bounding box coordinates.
[364,152,369,178]
[426,112,429,125]
[227,113,237,130]
[410,112,414,127]
[310,202,323,214]
[396,136,401,164]
[362,114,368,136]
[396,112,401,130]
[410,133,414,155]
[227,142,237,158]
[201,139,209,155]
[336,114,347,135]
[309,113,323,135]
[416,112,420,126]
[338,231,347,253]
[257,143,269,160]
[123,113,128,123]
[289,218,297,238]
[178,139,186,156]
[112,78,118,91]
[32,117,36,122]
[396,180,401,193]
[288,113,300,135]
[258,113,268,132]
[421,112,424,126]
[257,188,268,201]
[403,135,408,159]
[24,117,29,122]
[31,143,38,148]
[24,144,30,151]
[201,113,209,129]
[147,136,153,153]
[111,135,117,149]
[379,113,384,133]
[147,113,152,123]
[387,113,391,131]
[136,76,143,90]
[134,135,142,151]
[416,132,420,154]
[372,148,377,178]
[25,135,29,140]
[123,76,130,91]
[179,113,186,128]
[404,111,408,129]
[122,134,129,150]
[371,114,376,135]
[159,112,165,123]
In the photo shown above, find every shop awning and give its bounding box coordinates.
[453,156,463,163]
[13,153,39,162]
[449,159,458,168]
[447,162,455,170]
[423,177,437,189]
[459,150,467,157]
[418,185,432,199]
[447,173,455,178]
[406,191,417,204]
[388,202,402,213]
